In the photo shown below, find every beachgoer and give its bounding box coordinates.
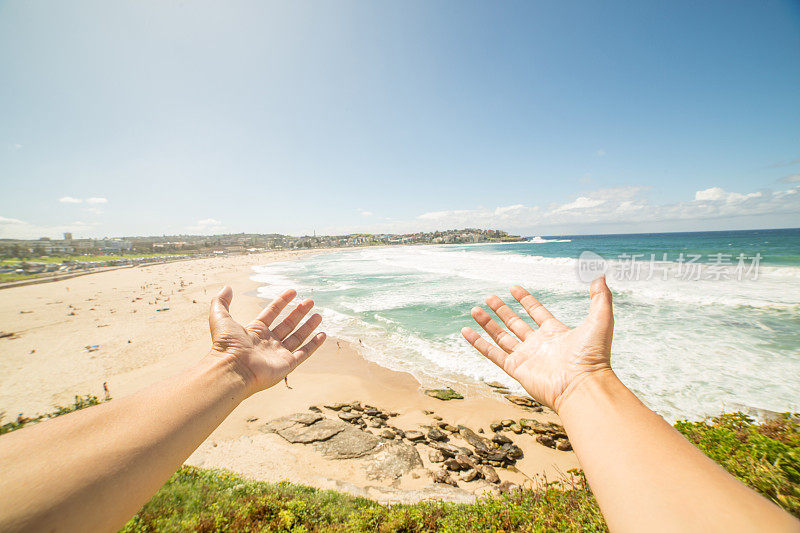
[0,279,796,532]
[103,382,111,401]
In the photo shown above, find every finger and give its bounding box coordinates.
[288,332,326,370]
[471,306,519,353]
[272,299,314,340]
[510,285,556,327]
[588,275,614,331]
[283,313,322,351]
[461,327,508,369]
[209,286,236,337]
[485,294,534,340]
[255,289,297,327]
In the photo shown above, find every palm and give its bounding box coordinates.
[462,277,614,411]
[209,287,325,394]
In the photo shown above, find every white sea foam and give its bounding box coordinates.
[528,236,573,243]
[252,245,800,421]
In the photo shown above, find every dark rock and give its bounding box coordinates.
[501,419,514,427]
[518,418,534,429]
[429,450,445,463]
[427,428,447,441]
[454,454,477,470]
[404,430,425,441]
[390,427,406,439]
[443,458,463,471]
[314,426,380,459]
[492,432,513,445]
[485,381,509,390]
[366,441,423,480]
[527,421,550,434]
[425,388,464,401]
[490,422,502,432]
[290,412,323,426]
[510,423,523,434]
[536,434,556,448]
[505,395,538,408]
[443,424,458,433]
[556,438,572,451]
[324,402,349,411]
[367,419,385,428]
[308,405,322,413]
[350,401,363,411]
[265,415,346,444]
[432,468,458,487]
[477,465,500,483]
[498,481,520,493]
[378,429,396,439]
[432,415,443,421]
[460,468,478,482]
[423,410,434,415]
[338,412,361,423]
[507,445,523,459]
[458,426,491,453]
[364,409,381,417]
[429,442,459,458]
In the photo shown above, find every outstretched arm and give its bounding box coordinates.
[0,287,325,533]
[463,277,798,532]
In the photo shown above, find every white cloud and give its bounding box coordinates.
[327,184,800,235]
[187,218,224,234]
[358,209,373,217]
[0,216,25,225]
[59,196,108,205]
[781,174,800,183]
[695,187,762,204]
[554,196,606,212]
[595,149,606,156]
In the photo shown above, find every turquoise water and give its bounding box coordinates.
[254,229,800,421]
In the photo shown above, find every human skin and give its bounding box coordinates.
[462,276,799,532]
[0,287,325,533]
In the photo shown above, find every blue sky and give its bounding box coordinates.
[1,0,799,238]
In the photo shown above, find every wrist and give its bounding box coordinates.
[553,367,620,416]
[202,351,254,401]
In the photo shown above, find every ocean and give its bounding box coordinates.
[253,228,800,422]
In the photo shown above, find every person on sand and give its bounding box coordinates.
[0,280,797,532]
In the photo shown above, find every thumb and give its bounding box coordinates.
[209,286,235,336]
[587,275,614,332]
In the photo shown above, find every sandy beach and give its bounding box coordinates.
[0,250,579,502]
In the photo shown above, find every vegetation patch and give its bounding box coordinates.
[424,388,464,401]
[2,397,797,530]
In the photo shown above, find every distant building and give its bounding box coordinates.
[64,232,73,241]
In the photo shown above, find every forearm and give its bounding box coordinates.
[558,370,798,532]
[0,353,247,533]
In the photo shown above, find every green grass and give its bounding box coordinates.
[121,467,605,533]
[119,412,799,532]
[1,253,182,264]
[0,394,106,435]
[0,271,53,282]
[2,398,797,531]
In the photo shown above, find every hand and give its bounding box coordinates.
[208,286,326,395]
[462,276,614,412]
